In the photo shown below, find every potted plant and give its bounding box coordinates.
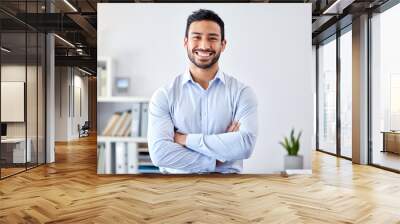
[279,129,303,170]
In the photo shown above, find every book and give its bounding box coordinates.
[137,147,148,153]
[140,103,149,137]
[110,111,129,136]
[97,144,105,174]
[138,154,152,161]
[115,142,127,174]
[127,143,138,174]
[131,103,141,137]
[138,165,160,174]
[123,122,132,137]
[104,142,112,174]
[102,112,121,136]
[116,111,132,136]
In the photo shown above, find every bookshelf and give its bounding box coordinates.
[97,57,113,98]
[97,94,158,174]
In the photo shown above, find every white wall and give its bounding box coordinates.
[55,67,68,141]
[2,64,47,164]
[1,65,38,137]
[98,3,313,173]
[55,67,89,141]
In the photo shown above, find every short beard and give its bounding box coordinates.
[187,49,221,69]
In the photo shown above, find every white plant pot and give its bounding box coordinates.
[284,155,303,170]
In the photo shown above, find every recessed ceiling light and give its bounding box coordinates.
[323,0,354,15]
[1,47,11,53]
[78,67,92,76]
[54,34,75,48]
[63,0,78,12]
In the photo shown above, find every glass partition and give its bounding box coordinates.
[0,1,46,179]
[1,30,28,177]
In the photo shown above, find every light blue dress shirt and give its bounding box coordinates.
[148,69,258,174]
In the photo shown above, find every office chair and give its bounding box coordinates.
[79,121,90,138]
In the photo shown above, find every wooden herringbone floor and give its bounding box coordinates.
[1,135,400,224]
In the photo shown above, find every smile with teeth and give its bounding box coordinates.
[194,50,213,58]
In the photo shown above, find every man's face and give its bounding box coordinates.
[184,20,226,70]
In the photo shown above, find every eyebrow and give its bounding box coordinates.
[190,32,220,37]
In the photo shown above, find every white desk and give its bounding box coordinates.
[1,138,31,163]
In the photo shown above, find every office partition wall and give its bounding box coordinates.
[0,1,47,179]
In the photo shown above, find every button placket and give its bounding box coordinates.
[201,92,207,133]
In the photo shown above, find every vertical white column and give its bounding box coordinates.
[46,33,55,163]
[46,0,55,163]
[352,14,369,164]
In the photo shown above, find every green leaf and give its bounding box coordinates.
[279,128,302,156]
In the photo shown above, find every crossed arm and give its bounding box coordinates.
[174,121,241,165]
[147,87,258,173]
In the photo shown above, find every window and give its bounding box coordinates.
[318,37,337,154]
[371,3,400,171]
[339,29,352,158]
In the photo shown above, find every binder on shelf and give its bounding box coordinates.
[127,143,138,174]
[140,103,149,137]
[104,142,112,174]
[116,111,132,136]
[102,112,121,136]
[131,103,141,137]
[115,142,127,174]
[123,122,132,137]
[97,143,105,173]
[138,165,160,174]
[111,110,129,136]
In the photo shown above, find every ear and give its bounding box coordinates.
[221,39,227,52]
[184,37,188,48]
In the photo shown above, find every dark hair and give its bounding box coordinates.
[185,9,225,41]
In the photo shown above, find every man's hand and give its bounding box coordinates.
[216,121,240,167]
[174,121,240,155]
[174,132,187,146]
[226,121,240,132]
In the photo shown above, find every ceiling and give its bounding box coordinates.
[0,0,392,74]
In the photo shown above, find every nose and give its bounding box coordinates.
[199,39,211,50]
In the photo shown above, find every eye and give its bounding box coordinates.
[192,36,200,40]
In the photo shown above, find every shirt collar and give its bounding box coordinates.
[181,68,225,87]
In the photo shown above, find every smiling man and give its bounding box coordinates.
[148,9,258,174]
